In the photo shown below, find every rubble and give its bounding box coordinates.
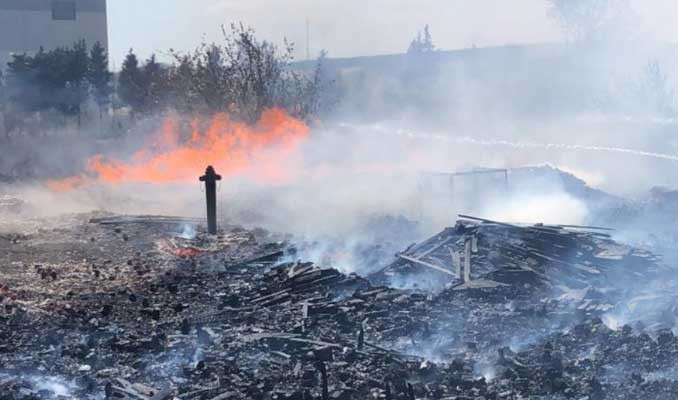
[1,212,678,399]
[373,214,662,292]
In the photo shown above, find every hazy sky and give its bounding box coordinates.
[107,0,678,68]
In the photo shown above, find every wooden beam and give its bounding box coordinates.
[397,254,456,276]
[412,236,453,259]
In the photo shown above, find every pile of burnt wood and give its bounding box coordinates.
[371,214,662,292]
[1,215,678,399]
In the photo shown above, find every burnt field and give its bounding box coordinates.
[2,206,678,400]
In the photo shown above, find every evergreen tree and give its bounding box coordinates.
[167,55,197,113]
[422,25,434,52]
[407,24,435,54]
[63,39,90,125]
[142,54,167,112]
[6,52,42,113]
[88,41,112,119]
[117,49,146,116]
[5,41,89,128]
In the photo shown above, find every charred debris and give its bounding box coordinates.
[1,213,678,399]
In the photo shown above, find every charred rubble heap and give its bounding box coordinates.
[373,215,662,293]
[1,213,678,399]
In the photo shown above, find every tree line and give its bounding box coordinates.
[0,40,111,133]
[0,24,332,137]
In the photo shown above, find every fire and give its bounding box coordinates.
[47,109,309,190]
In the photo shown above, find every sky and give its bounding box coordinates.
[107,0,678,68]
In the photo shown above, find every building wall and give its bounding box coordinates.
[0,0,107,68]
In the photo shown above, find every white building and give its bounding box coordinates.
[0,0,108,68]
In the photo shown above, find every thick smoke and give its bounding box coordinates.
[2,1,678,276]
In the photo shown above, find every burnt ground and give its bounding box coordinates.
[1,212,678,399]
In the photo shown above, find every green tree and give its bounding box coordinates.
[407,25,435,55]
[117,49,146,116]
[62,39,90,126]
[88,41,112,119]
[6,52,43,113]
[192,44,231,113]
[166,55,198,113]
[142,54,169,113]
[146,24,334,121]
[223,23,296,122]
[5,41,90,129]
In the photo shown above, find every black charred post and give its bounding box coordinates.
[357,325,364,350]
[199,166,222,235]
[407,383,415,400]
[316,361,329,400]
[385,382,392,400]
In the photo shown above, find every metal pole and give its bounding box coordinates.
[199,166,222,235]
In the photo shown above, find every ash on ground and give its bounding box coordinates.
[1,211,678,400]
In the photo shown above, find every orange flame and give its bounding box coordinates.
[47,109,309,190]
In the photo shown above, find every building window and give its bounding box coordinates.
[52,1,76,20]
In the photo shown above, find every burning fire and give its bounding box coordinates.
[47,109,309,191]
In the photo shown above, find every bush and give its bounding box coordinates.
[163,23,332,122]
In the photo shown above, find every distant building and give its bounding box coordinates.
[0,0,107,68]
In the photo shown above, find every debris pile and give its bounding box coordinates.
[374,215,661,293]
[0,213,678,399]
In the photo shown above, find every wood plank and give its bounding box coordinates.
[411,236,454,259]
[397,254,457,276]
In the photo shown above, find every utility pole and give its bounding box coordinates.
[199,166,222,235]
